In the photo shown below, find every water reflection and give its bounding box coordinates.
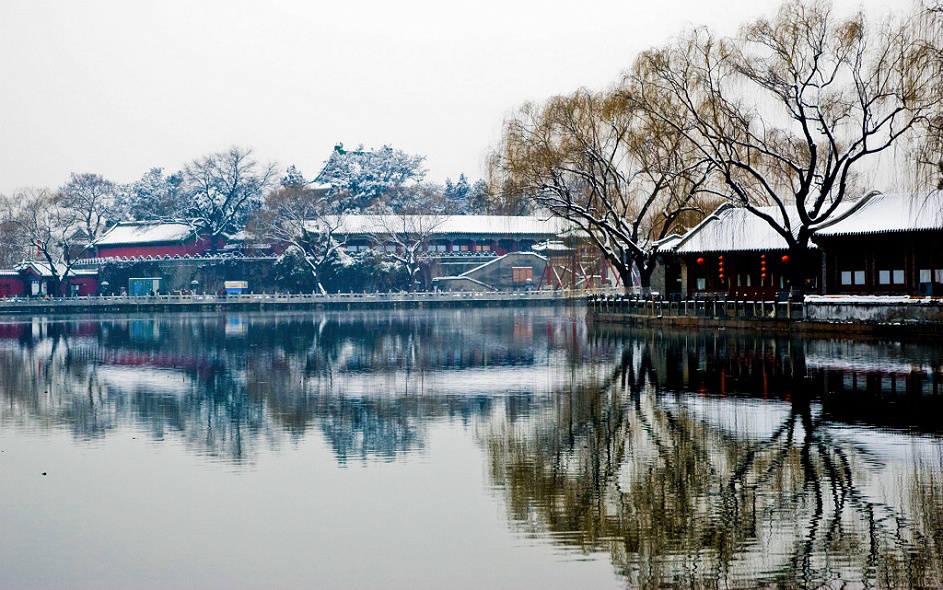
[485,326,943,589]
[1,312,942,587]
[0,310,584,464]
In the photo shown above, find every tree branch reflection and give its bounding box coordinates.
[486,327,943,589]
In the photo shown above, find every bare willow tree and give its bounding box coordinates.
[489,87,715,293]
[634,0,942,289]
[913,0,943,189]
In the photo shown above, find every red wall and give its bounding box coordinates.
[95,234,219,259]
[0,277,24,298]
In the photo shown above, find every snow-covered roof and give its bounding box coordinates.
[532,240,574,254]
[671,197,864,254]
[306,215,574,237]
[654,233,684,253]
[94,220,200,246]
[673,204,799,254]
[813,192,943,237]
[15,261,98,277]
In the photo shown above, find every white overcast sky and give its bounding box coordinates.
[0,0,902,194]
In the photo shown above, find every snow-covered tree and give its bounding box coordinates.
[119,168,186,221]
[181,147,278,247]
[316,144,426,213]
[365,211,446,291]
[280,164,308,189]
[443,175,471,213]
[441,175,492,214]
[2,187,94,295]
[249,182,343,294]
[467,180,490,213]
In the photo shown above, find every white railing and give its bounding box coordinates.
[0,289,583,307]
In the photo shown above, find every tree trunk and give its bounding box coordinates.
[636,254,657,297]
[616,263,635,294]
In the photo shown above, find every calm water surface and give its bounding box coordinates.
[1,307,942,589]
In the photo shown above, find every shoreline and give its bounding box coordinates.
[586,310,943,338]
[0,290,585,315]
[587,294,943,339]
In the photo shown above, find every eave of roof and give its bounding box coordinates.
[306,215,575,237]
[94,221,200,246]
[813,192,943,237]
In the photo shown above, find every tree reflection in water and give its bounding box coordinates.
[0,311,569,463]
[2,312,943,587]
[486,326,943,589]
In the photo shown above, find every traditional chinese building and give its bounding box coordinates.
[92,220,215,259]
[812,192,943,296]
[667,204,820,300]
[314,214,574,255]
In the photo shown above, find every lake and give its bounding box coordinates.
[1,307,942,589]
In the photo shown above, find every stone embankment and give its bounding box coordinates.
[0,290,583,315]
[587,294,943,338]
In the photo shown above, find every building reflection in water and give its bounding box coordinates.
[0,310,586,463]
[485,324,943,589]
[0,312,941,587]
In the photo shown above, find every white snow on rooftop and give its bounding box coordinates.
[14,260,97,277]
[95,221,199,246]
[654,233,683,253]
[814,192,943,237]
[674,205,799,253]
[305,215,574,237]
[672,197,866,254]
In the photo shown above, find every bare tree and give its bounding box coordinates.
[634,0,941,290]
[2,188,92,295]
[182,147,278,249]
[58,172,119,242]
[0,195,31,267]
[912,1,943,189]
[365,209,446,291]
[489,87,715,293]
[249,183,344,294]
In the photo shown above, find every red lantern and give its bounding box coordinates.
[761,273,767,279]
[696,257,706,266]
[781,255,790,264]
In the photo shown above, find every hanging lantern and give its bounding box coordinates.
[781,255,790,264]
[696,257,706,266]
